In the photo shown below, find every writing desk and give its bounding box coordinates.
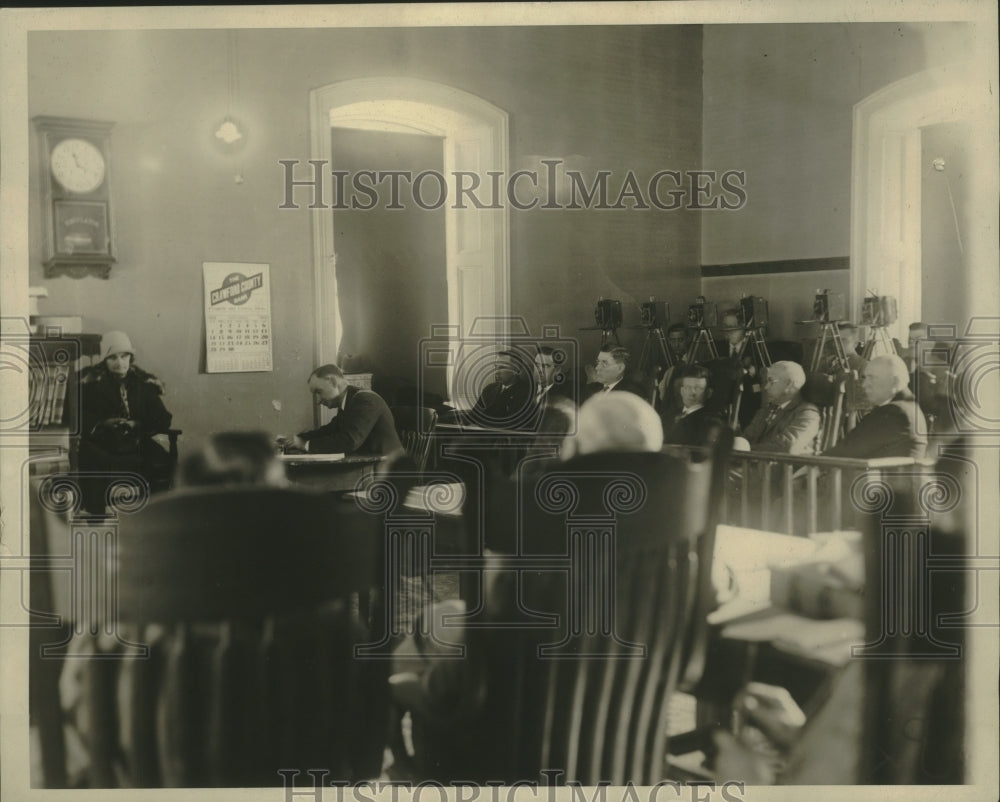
[682,525,863,757]
[431,421,565,479]
[279,453,384,493]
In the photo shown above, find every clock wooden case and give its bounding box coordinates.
[34,116,116,278]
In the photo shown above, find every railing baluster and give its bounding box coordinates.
[739,465,749,526]
[807,466,819,534]
[831,468,842,530]
[783,465,794,534]
[704,447,925,535]
[761,461,773,530]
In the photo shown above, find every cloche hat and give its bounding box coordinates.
[100,331,134,361]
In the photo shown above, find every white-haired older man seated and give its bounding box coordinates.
[822,354,927,458]
[733,361,820,455]
[562,391,663,459]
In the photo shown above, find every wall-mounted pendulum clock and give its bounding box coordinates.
[33,116,116,278]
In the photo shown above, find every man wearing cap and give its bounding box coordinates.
[707,309,763,429]
[78,331,174,513]
[282,363,402,456]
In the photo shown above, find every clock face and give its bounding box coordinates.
[50,137,106,194]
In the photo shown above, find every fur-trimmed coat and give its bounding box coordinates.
[79,363,172,439]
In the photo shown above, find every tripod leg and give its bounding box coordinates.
[880,329,895,357]
[654,329,672,368]
[638,335,653,378]
[833,331,849,371]
[684,337,698,365]
[751,330,772,367]
[811,326,827,372]
[707,331,719,360]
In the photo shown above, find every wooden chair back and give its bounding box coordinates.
[389,405,438,472]
[857,451,967,783]
[28,476,71,788]
[673,422,734,691]
[410,450,715,785]
[78,486,388,787]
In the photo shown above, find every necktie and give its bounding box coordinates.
[764,404,780,427]
[603,384,612,393]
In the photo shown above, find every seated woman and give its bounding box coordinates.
[77,331,174,514]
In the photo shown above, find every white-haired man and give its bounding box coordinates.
[562,391,663,458]
[735,361,819,455]
[824,354,927,458]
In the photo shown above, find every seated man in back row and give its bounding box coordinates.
[471,349,532,428]
[582,345,648,402]
[281,363,403,456]
[662,364,724,446]
[735,361,819,455]
[823,354,926,459]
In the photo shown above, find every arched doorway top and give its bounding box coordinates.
[312,76,509,134]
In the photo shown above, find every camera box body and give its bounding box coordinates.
[594,299,623,329]
[686,301,718,329]
[813,291,848,322]
[861,295,898,326]
[740,296,769,328]
[640,300,669,328]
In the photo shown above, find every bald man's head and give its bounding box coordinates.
[863,354,910,406]
[565,393,663,458]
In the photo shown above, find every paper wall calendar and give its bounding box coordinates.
[203,262,273,373]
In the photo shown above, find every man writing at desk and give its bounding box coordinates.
[280,364,403,455]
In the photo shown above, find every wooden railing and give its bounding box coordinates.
[720,452,935,535]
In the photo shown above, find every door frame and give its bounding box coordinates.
[850,62,992,333]
[309,78,510,395]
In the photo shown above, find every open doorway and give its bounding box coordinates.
[850,63,989,335]
[310,78,510,409]
[330,126,448,401]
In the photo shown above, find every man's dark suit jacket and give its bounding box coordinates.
[705,339,763,429]
[823,390,927,459]
[662,405,723,447]
[742,395,820,455]
[298,385,403,455]
[581,377,649,403]
[472,379,533,426]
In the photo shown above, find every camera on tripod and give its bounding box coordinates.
[861,294,898,327]
[594,299,623,330]
[739,296,769,329]
[813,289,848,322]
[686,296,718,329]
[639,299,669,328]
